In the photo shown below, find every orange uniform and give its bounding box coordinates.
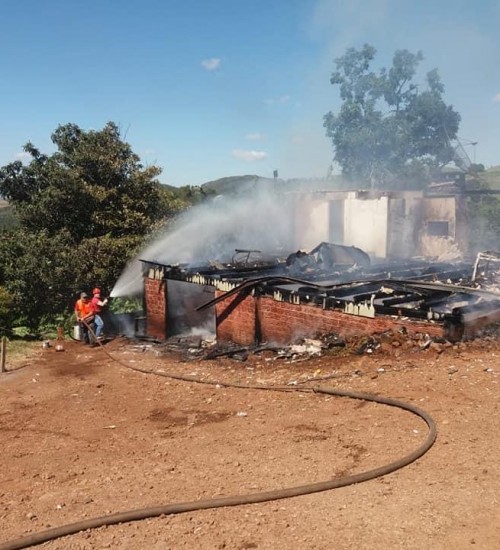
[74,293,96,345]
[74,297,95,321]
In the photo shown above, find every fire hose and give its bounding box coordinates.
[0,326,437,550]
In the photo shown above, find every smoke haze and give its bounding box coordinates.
[111,187,295,297]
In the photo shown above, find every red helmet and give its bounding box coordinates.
[92,287,101,295]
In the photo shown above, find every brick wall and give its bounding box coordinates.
[145,274,167,340]
[257,296,445,343]
[215,290,256,345]
[147,276,500,344]
[215,293,446,345]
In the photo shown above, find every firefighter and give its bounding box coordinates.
[91,288,108,340]
[74,292,96,344]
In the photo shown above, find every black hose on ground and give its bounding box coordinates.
[0,342,437,550]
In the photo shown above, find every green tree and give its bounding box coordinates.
[0,228,78,327]
[0,122,175,329]
[467,196,500,253]
[0,122,166,238]
[0,285,14,336]
[324,45,461,189]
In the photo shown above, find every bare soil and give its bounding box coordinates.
[1,335,499,549]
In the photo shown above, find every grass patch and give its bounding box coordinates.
[1,340,41,371]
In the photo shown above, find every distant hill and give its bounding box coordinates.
[200,174,349,195]
[158,183,179,192]
[199,168,500,196]
[201,175,276,195]
[482,166,500,189]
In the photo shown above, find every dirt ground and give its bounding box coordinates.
[1,334,499,550]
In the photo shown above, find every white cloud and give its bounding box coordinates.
[263,95,290,105]
[14,151,31,163]
[201,57,221,71]
[232,149,268,162]
[492,93,500,103]
[245,132,264,141]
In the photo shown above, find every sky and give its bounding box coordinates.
[1,0,500,187]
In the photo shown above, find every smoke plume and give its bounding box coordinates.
[111,186,295,297]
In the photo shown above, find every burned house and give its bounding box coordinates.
[134,184,500,346]
[142,242,500,345]
[292,189,468,259]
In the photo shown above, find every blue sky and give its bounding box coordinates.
[1,0,499,186]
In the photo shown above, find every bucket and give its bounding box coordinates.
[73,324,82,341]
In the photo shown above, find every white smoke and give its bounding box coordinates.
[111,187,295,297]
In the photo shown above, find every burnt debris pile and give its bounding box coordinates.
[142,243,500,345]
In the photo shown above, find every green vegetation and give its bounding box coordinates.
[0,122,203,335]
[467,191,500,254]
[0,285,14,336]
[481,166,500,189]
[201,175,276,195]
[0,202,18,230]
[463,165,500,253]
[324,45,460,189]
[109,296,143,314]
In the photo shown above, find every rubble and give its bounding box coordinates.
[471,250,500,292]
[146,328,473,364]
[142,242,500,346]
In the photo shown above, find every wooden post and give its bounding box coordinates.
[0,336,6,373]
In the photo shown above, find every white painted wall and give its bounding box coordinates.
[343,196,389,258]
[294,198,330,250]
[387,194,423,258]
[290,191,460,260]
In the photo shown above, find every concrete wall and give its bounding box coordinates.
[420,196,457,257]
[292,196,330,250]
[343,195,389,258]
[290,191,391,257]
[387,194,423,258]
[289,190,462,260]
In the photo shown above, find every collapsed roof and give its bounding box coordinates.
[142,243,500,342]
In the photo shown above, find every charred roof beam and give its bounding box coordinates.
[381,293,426,307]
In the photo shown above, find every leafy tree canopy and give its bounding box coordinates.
[324,45,461,189]
[0,122,192,329]
[0,122,166,238]
[0,285,14,336]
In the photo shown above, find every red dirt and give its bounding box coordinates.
[1,336,499,549]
